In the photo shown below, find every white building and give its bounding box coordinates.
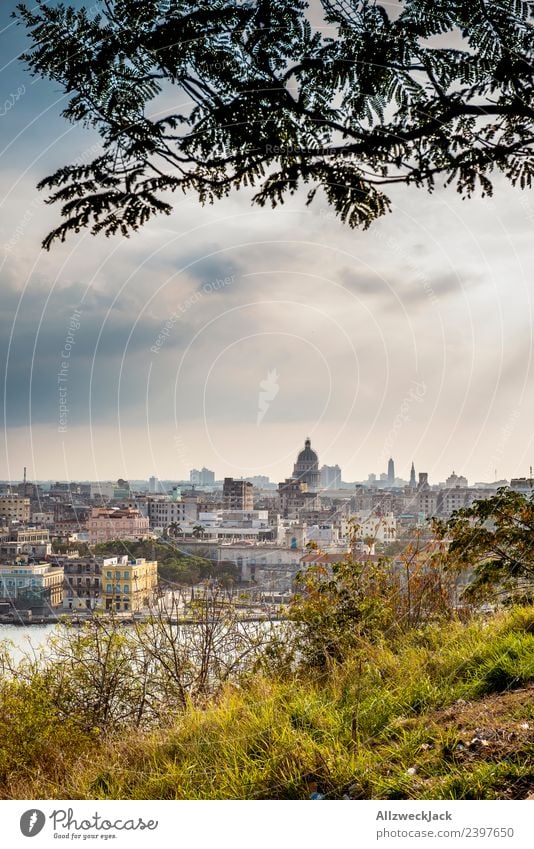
[440,487,469,516]
[148,497,198,529]
[182,510,273,543]
[0,528,52,559]
[212,543,302,586]
[341,512,397,544]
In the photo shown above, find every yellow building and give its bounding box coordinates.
[101,556,158,612]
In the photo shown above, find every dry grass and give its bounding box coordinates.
[0,606,532,800]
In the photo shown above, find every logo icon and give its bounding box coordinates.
[20,810,46,837]
[257,369,279,425]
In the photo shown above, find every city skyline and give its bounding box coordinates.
[0,451,528,488]
[1,2,533,486]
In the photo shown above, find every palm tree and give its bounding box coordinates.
[192,525,205,540]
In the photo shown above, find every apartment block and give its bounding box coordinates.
[100,556,158,612]
[223,478,253,511]
[0,495,31,523]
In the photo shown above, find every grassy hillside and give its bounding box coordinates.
[1,607,532,800]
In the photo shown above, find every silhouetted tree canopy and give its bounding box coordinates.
[16,0,534,248]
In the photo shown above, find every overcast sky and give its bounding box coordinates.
[0,1,533,486]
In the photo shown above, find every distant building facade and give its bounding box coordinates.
[0,528,51,559]
[147,497,198,530]
[510,477,534,494]
[190,468,215,486]
[101,556,158,612]
[0,562,64,613]
[0,495,31,524]
[88,508,150,544]
[445,471,468,488]
[223,478,254,511]
[278,478,319,518]
[320,465,342,490]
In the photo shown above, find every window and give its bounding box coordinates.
[106,584,112,593]
[124,571,129,578]
[115,571,120,579]
[124,585,129,593]
[106,571,111,578]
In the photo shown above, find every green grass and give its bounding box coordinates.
[1,607,533,799]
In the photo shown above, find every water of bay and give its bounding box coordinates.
[0,623,58,663]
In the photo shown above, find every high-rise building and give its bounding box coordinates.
[190,468,215,485]
[387,457,395,484]
[223,478,253,511]
[246,475,271,488]
[320,464,342,490]
[445,471,468,488]
[418,472,429,490]
[292,437,320,492]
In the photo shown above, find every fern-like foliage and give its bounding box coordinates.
[15,0,534,247]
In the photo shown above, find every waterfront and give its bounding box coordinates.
[0,623,58,662]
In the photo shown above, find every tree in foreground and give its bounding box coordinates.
[16,0,534,248]
[434,488,534,602]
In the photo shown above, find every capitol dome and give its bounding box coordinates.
[297,438,318,463]
[292,437,320,491]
